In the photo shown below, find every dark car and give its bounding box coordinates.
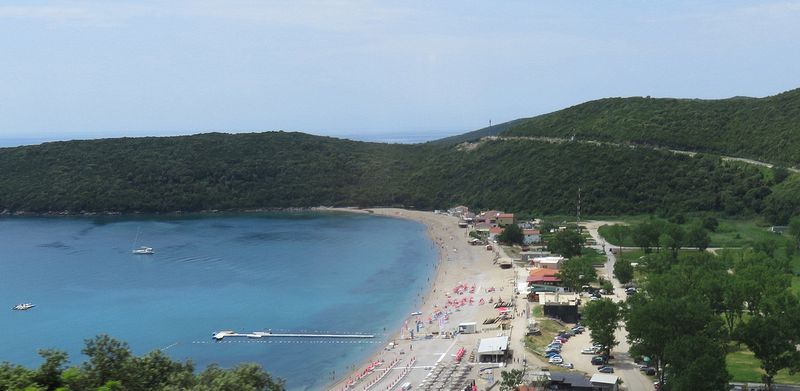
[598,366,614,373]
[641,367,657,376]
[591,356,606,365]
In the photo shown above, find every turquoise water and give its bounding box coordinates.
[0,212,437,390]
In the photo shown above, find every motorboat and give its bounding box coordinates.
[12,303,35,311]
[132,246,155,254]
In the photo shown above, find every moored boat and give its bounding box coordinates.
[132,246,155,254]
[12,303,35,311]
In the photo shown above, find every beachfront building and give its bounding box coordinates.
[590,374,620,391]
[531,256,565,270]
[489,226,504,241]
[527,284,564,302]
[476,210,504,225]
[540,292,580,323]
[521,251,552,263]
[476,336,509,363]
[527,268,561,286]
[449,205,470,217]
[522,229,541,244]
[548,372,594,390]
[497,213,515,226]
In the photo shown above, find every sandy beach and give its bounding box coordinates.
[322,208,544,391]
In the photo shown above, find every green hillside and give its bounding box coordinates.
[1,131,795,222]
[500,88,800,166]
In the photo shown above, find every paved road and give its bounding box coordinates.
[473,136,799,172]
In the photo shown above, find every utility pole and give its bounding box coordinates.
[577,187,581,232]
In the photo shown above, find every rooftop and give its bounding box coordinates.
[477,336,509,354]
[590,373,619,385]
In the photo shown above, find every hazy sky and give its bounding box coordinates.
[1,1,799,144]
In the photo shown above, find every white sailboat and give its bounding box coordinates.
[132,228,155,255]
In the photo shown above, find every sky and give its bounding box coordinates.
[1,0,799,145]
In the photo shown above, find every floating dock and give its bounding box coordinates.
[212,330,374,341]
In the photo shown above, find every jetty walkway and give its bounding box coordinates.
[212,330,374,341]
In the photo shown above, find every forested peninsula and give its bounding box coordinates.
[1,88,798,223]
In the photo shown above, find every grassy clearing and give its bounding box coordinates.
[581,247,607,266]
[709,219,790,248]
[598,217,792,249]
[524,316,564,355]
[726,343,800,384]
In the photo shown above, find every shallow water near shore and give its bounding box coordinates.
[0,212,437,390]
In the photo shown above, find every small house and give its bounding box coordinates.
[489,226,504,240]
[522,229,541,244]
[531,256,565,270]
[497,213,515,226]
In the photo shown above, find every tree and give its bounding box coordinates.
[686,225,710,251]
[81,335,132,387]
[581,299,621,357]
[789,216,800,250]
[702,215,719,232]
[735,292,800,390]
[33,349,68,391]
[547,230,584,258]
[613,258,634,284]
[604,224,629,256]
[663,334,730,391]
[557,256,597,292]
[499,369,524,391]
[497,224,523,245]
[632,220,662,253]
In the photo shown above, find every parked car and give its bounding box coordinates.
[581,347,598,354]
[545,351,561,358]
[546,348,561,355]
[598,366,614,373]
[591,356,606,365]
[641,367,657,376]
[548,356,564,364]
[560,362,574,369]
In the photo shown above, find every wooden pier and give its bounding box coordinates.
[212,330,374,341]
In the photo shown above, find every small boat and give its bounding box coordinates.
[12,303,35,311]
[131,227,154,254]
[132,246,155,255]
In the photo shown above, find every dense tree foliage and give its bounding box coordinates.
[501,88,800,166]
[556,256,596,292]
[613,258,634,284]
[0,335,284,391]
[0,132,787,221]
[497,224,523,245]
[626,252,732,390]
[547,230,585,258]
[581,298,621,357]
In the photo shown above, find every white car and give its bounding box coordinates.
[560,362,574,369]
[581,347,599,354]
[548,356,563,364]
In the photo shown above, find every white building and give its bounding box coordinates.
[477,336,509,363]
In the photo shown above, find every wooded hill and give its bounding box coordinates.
[499,88,800,166]
[1,131,797,223]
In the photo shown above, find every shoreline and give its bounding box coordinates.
[321,207,515,391]
[319,207,450,391]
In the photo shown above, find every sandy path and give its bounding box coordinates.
[321,208,525,391]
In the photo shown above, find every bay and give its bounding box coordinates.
[0,212,437,390]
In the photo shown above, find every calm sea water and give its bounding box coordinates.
[0,212,437,390]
